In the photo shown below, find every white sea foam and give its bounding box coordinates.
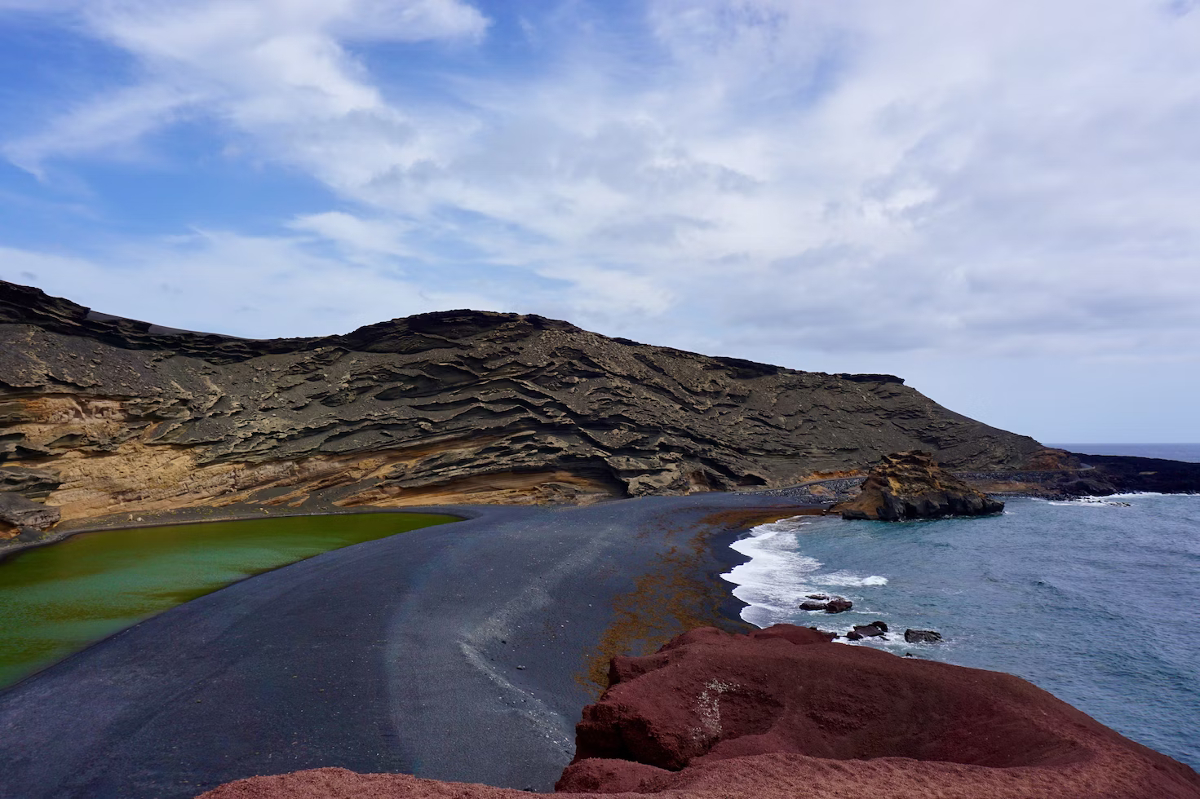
[721,517,888,628]
[1049,496,1137,507]
[821,571,889,587]
[1050,492,1179,506]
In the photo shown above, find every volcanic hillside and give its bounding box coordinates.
[0,280,1047,527]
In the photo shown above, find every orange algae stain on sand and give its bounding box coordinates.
[576,506,826,696]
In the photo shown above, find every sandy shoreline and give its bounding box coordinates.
[0,493,818,799]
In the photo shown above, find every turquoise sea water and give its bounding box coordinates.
[0,512,456,689]
[724,446,1200,770]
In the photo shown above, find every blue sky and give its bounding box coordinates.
[1,0,1198,443]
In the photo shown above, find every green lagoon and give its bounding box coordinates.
[0,512,456,689]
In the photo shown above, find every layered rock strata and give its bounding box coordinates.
[200,624,1200,799]
[834,450,1005,520]
[0,281,1051,530]
[0,490,60,540]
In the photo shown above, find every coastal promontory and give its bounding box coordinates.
[833,449,1005,520]
[0,280,1047,531]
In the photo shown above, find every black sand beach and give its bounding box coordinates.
[0,494,812,799]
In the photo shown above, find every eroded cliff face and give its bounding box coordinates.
[833,450,1005,521]
[0,280,1048,531]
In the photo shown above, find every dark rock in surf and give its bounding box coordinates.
[849,622,888,640]
[824,598,853,613]
[905,629,942,644]
[798,596,852,613]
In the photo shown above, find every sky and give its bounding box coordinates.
[0,0,1198,443]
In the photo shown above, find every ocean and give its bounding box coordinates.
[723,444,1200,770]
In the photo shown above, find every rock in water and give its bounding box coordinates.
[824,597,853,613]
[846,621,888,641]
[905,628,943,643]
[833,450,1005,521]
[798,596,852,613]
[0,491,60,541]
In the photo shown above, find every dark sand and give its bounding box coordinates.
[0,493,811,799]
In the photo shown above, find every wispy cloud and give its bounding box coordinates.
[2,0,1200,370]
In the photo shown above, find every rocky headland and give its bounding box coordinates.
[201,624,1200,799]
[0,280,1053,539]
[3,278,1199,544]
[833,449,1005,520]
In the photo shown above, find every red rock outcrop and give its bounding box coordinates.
[834,450,1005,520]
[198,624,1200,799]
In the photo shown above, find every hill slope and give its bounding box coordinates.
[0,280,1048,526]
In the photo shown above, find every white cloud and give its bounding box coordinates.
[0,232,495,338]
[3,0,486,177]
[3,0,1200,374]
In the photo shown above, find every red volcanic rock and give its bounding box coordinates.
[557,625,1199,797]
[199,625,1200,799]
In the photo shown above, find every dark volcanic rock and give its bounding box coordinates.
[0,491,59,540]
[1055,476,1119,497]
[0,281,1051,526]
[799,596,852,613]
[847,621,888,640]
[834,450,1006,521]
[905,629,943,644]
[1068,453,1200,495]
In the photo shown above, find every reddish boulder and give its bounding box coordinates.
[200,625,1200,799]
[557,624,1199,797]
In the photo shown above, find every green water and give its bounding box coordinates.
[0,512,456,689]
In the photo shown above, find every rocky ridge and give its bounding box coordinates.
[200,624,1200,799]
[0,281,1052,532]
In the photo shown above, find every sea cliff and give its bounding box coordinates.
[0,280,1052,532]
